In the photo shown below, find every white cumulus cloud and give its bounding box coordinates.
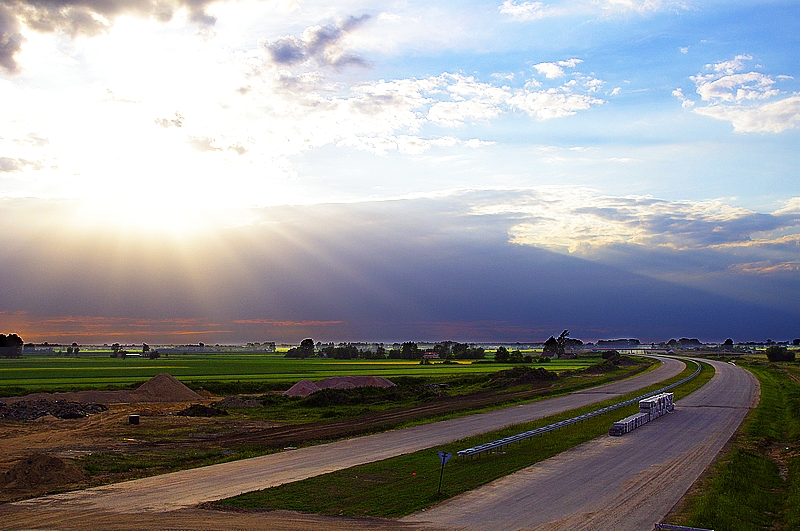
[684,56,800,133]
[499,0,547,20]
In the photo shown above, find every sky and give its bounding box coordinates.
[0,0,798,345]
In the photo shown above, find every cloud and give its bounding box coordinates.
[0,156,41,172]
[509,89,602,120]
[0,4,24,72]
[730,261,800,275]
[0,0,223,72]
[243,65,604,157]
[467,187,799,253]
[499,0,547,20]
[683,55,800,133]
[264,15,371,68]
[0,156,22,172]
[188,135,248,154]
[693,96,800,133]
[499,0,684,21]
[774,197,800,215]
[155,112,184,128]
[188,136,222,152]
[19,133,49,147]
[2,192,799,343]
[672,88,694,108]
[600,0,665,13]
[533,58,582,79]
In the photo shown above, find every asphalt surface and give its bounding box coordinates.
[403,359,758,531]
[3,357,685,519]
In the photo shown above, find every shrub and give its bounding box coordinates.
[766,345,795,362]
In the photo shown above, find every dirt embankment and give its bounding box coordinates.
[0,374,208,502]
[1,453,85,492]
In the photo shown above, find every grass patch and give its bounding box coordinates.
[83,449,228,476]
[0,355,597,396]
[670,360,800,531]
[216,359,710,517]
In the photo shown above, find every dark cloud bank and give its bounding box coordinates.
[0,196,798,343]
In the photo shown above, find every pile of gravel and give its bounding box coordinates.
[0,400,108,420]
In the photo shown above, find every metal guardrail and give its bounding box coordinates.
[457,358,701,458]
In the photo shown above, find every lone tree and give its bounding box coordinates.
[556,330,569,357]
[544,330,570,357]
[723,338,734,350]
[0,333,24,358]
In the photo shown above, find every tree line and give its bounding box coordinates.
[285,339,487,360]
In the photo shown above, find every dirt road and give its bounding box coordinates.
[0,357,684,529]
[403,359,758,531]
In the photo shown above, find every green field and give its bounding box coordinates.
[0,355,596,395]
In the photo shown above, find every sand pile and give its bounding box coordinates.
[132,373,203,402]
[0,454,84,491]
[283,376,396,397]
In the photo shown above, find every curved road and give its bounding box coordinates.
[1,358,685,527]
[403,359,759,531]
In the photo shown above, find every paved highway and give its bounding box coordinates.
[5,358,684,518]
[403,359,758,531]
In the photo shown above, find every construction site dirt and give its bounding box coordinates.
[0,372,630,504]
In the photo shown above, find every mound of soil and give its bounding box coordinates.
[0,373,202,406]
[0,400,107,421]
[0,454,84,490]
[133,373,203,402]
[176,404,228,417]
[214,396,262,409]
[490,366,558,388]
[283,376,396,397]
[583,355,637,374]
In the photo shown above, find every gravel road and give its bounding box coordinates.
[1,357,685,529]
[403,359,758,531]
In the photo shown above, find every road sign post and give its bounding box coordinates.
[437,451,452,495]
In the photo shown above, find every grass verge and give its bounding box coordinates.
[214,359,711,518]
[668,360,800,531]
